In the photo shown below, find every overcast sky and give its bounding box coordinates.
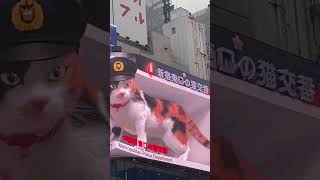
[171,0,209,13]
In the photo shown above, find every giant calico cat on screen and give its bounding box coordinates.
[110,78,210,160]
[0,52,106,180]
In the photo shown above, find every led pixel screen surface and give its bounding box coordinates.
[110,52,210,172]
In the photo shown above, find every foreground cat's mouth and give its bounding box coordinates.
[32,118,65,135]
[4,118,64,136]
[0,118,65,150]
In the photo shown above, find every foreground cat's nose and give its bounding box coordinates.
[117,92,125,99]
[18,96,50,117]
[29,97,49,112]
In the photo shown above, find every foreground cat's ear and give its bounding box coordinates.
[63,52,108,121]
[62,52,84,99]
[63,52,100,102]
[129,79,140,93]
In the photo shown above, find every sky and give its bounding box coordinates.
[171,0,210,14]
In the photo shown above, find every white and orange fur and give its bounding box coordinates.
[0,52,107,180]
[110,79,210,160]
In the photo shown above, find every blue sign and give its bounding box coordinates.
[133,54,210,95]
[211,24,320,107]
[110,24,117,51]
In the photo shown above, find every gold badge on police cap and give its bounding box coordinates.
[113,61,125,72]
[11,0,44,32]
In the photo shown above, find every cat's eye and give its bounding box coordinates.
[125,82,131,88]
[110,84,117,89]
[49,65,67,81]
[0,72,21,86]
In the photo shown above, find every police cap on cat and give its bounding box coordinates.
[110,57,138,82]
[0,0,86,62]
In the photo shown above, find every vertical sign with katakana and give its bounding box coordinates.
[111,0,148,45]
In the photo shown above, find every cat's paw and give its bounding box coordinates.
[178,153,189,161]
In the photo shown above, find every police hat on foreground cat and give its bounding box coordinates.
[0,0,86,62]
[110,56,138,82]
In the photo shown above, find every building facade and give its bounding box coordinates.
[146,0,174,33]
[212,0,320,63]
[112,0,209,80]
[163,8,210,80]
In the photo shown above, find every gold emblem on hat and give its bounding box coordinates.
[113,61,124,72]
[11,0,44,32]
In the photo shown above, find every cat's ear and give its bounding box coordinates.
[62,52,104,112]
[62,52,83,97]
[129,79,140,93]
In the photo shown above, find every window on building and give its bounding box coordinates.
[172,27,176,34]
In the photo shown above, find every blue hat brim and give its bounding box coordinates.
[110,75,135,82]
[0,42,77,62]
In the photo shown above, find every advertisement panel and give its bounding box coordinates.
[110,0,148,46]
[109,52,210,172]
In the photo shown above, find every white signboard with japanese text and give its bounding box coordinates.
[110,0,148,46]
[110,141,210,172]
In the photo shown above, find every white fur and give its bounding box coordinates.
[0,59,68,135]
[0,121,103,180]
[110,80,190,159]
[0,58,106,179]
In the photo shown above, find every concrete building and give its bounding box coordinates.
[162,8,210,80]
[212,0,320,63]
[193,7,210,48]
[115,2,210,80]
[117,31,188,72]
[146,0,174,33]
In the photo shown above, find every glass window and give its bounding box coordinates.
[116,160,125,180]
[172,27,176,34]
[111,158,210,180]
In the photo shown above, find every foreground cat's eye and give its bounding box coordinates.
[125,81,131,88]
[49,65,67,81]
[0,72,21,86]
[110,84,117,89]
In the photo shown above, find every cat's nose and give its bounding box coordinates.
[117,92,125,99]
[19,96,49,115]
[30,97,49,111]
[29,97,49,112]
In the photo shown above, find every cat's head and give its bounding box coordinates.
[0,52,84,135]
[110,79,140,105]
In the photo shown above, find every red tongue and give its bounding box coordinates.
[2,134,38,149]
[111,100,130,110]
[0,119,64,155]
[111,104,124,108]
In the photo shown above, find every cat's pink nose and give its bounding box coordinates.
[28,97,49,113]
[117,92,125,99]
[18,96,50,117]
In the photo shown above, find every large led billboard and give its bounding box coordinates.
[109,52,210,172]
